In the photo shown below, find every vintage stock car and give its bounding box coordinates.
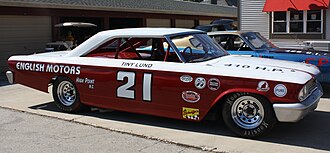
[208,31,330,84]
[6,28,323,138]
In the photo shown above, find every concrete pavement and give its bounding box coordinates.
[0,108,205,153]
[0,83,330,153]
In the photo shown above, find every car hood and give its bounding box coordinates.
[202,55,320,84]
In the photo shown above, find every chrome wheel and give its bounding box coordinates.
[57,81,76,106]
[231,96,264,129]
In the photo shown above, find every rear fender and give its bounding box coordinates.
[13,70,52,93]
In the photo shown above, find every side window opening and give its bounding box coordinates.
[85,37,181,62]
[212,35,252,51]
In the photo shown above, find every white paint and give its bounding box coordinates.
[326,9,330,40]
[143,73,152,102]
[65,28,203,57]
[9,54,318,85]
[117,71,135,99]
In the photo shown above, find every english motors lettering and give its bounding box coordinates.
[16,62,80,75]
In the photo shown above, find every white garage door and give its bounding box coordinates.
[0,15,51,76]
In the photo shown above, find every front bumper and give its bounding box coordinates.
[273,83,323,122]
[6,71,14,84]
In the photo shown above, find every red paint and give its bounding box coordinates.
[263,0,329,12]
[8,60,304,121]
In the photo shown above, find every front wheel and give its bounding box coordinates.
[52,77,85,113]
[222,93,276,138]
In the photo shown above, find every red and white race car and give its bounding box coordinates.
[6,28,323,138]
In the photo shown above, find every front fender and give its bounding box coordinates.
[211,88,269,107]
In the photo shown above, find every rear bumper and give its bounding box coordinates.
[6,71,14,84]
[273,83,323,122]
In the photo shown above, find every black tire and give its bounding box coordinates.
[222,92,276,138]
[52,76,85,113]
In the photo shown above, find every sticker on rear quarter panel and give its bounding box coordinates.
[274,84,287,97]
[182,107,199,120]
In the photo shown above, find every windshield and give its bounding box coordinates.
[169,34,228,62]
[241,32,277,50]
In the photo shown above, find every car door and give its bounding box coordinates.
[77,37,211,120]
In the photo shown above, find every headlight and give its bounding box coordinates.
[298,85,308,101]
[298,78,317,101]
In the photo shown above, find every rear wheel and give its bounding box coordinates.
[52,77,85,112]
[222,92,276,138]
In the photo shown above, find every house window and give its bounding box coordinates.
[273,12,287,32]
[307,10,322,32]
[272,10,322,33]
[289,11,303,32]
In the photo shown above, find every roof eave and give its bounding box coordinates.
[0,1,237,18]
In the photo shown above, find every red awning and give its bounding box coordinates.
[263,0,329,12]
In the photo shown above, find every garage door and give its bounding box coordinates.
[0,15,51,77]
[146,18,171,28]
[175,19,195,28]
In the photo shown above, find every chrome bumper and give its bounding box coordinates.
[273,83,323,122]
[6,71,14,84]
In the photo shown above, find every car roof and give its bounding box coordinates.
[207,31,250,35]
[97,28,204,37]
[65,28,204,57]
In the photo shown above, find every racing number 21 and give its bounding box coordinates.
[117,71,152,101]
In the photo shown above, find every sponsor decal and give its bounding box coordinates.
[194,77,206,89]
[180,75,193,83]
[16,62,80,75]
[305,58,329,66]
[274,84,287,97]
[182,107,199,120]
[257,81,270,92]
[208,78,220,91]
[121,62,153,68]
[224,64,283,73]
[182,91,200,103]
[76,77,95,89]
